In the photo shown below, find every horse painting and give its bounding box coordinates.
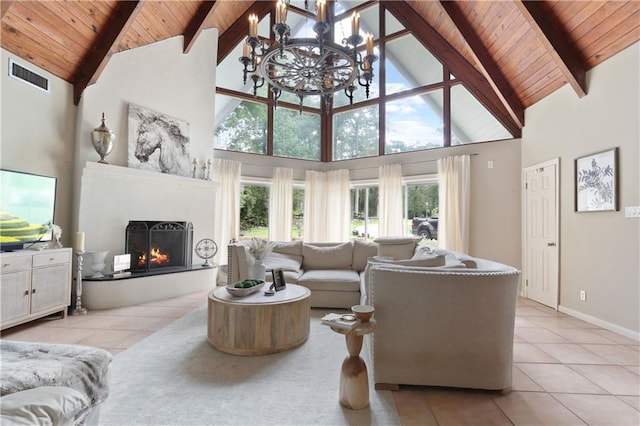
[128,105,191,177]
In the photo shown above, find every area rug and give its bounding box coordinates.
[99,306,399,425]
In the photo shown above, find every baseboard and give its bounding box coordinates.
[558,305,640,342]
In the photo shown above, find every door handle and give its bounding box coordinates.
[547,242,556,247]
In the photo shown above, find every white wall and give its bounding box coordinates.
[75,28,218,169]
[1,50,76,246]
[73,29,219,261]
[522,42,640,334]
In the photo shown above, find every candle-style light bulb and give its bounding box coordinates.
[248,14,258,38]
[276,0,288,24]
[351,12,360,37]
[366,33,374,56]
[316,0,326,23]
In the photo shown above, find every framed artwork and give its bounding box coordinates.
[127,104,191,177]
[271,268,286,291]
[575,148,618,212]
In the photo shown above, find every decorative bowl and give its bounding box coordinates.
[351,304,375,322]
[226,280,265,297]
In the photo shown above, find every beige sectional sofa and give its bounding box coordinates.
[364,251,521,392]
[227,237,421,308]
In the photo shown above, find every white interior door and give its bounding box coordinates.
[523,159,559,308]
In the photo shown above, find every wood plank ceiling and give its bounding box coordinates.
[2,1,639,135]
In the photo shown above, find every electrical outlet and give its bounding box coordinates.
[580,290,587,301]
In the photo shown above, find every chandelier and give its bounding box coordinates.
[240,0,377,111]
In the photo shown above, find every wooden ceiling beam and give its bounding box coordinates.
[1,2,13,19]
[217,1,273,65]
[72,1,141,105]
[383,1,521,137]
[183,1,218,54]
[514,0,587,98]
[438,1,524,129]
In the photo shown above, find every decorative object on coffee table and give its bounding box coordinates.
[271,268,286,291]
[226,279,265,297]
[247,238,273,280]
[91,113,116,164]
[575,147,618,212]
[195,238,217,267]
[329,319,376,409]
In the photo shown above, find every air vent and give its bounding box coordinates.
[8,59,49,93]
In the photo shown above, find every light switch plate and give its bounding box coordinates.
[625,206,640,218]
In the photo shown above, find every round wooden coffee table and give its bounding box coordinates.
[207,284,311,356]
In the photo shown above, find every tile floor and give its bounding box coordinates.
[1,293,638,425]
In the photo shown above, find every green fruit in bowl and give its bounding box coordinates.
[234,279,261,288]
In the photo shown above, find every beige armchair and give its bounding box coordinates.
[367,258,521,393]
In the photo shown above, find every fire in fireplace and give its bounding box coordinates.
[125,221,193,274]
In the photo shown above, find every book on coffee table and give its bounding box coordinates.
[321,313,358,330]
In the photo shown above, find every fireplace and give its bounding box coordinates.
[125,221,193,273]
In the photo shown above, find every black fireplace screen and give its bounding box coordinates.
[125,221,193,273]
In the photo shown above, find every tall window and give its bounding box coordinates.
[239,184,269,240]
[292,187,305,240]
[405,181,439,243]
[351,185,378,241]
[214,2,512,162]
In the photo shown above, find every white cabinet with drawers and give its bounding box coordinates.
[1,248,72,330]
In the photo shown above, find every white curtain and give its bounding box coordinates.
[304,169,350,242]
[213,158,241,266]
[378,163,404,237]
[438,154,470,253]
[269,167,293,241]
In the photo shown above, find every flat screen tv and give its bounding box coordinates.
[0,169,57,252]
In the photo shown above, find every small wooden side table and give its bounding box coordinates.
[330,320,376,410]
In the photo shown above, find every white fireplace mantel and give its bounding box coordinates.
[77,162,218,307]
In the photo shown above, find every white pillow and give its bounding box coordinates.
[373,237,420,260]
[0,386,90,426]
[272,240,303,256]
[370,255,445,267]
[302,242,353,270]
[262,252,303,272]
[412,245,436,260]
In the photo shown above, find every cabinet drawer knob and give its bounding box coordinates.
[24,290,29,296]
[32,289,36,294]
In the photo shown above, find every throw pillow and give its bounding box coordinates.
[370,255,445,267]
[0,386,90,426]
[272,240,303,256]
[352,239,378,272]
[302,242,353,270]
[262,252,303,272]
[412,244,436,260]
[374,236,420,260]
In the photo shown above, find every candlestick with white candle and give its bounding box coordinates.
[76,232,85,252]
